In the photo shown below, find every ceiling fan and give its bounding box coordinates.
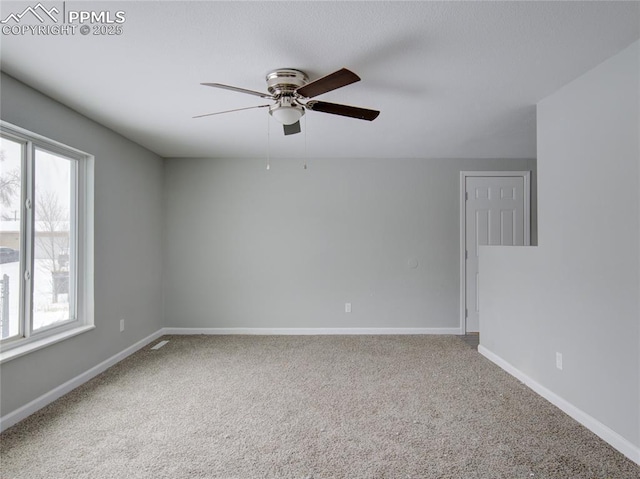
[194,68,380,135]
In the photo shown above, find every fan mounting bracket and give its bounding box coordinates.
[266,68,309,97]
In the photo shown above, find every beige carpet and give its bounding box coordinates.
[1,335,638,478]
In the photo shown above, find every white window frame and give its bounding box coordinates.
[0,121,94,363]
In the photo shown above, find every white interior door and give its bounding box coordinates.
[464,175,529,332]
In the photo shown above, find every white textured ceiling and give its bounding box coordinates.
[1,1,639,159]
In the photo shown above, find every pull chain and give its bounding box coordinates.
[266,111,271,170]
[303,113,308,170]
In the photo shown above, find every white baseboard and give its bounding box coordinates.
[0,329,164,433]
[478,345,640,466]
[161,327,462,335]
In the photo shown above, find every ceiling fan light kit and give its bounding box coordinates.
[269,96,305,125]
[196,67,380,136]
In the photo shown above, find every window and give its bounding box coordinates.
[0,122,93,361]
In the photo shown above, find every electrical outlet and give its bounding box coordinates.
[120,319,125,332]
[556,352,563,370]
[345,302,352,313]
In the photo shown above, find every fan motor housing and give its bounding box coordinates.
[266,69,309,96]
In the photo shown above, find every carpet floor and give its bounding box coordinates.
[1,335,638,478]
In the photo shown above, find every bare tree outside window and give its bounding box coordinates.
[36,191,70,271]
[36,191,70,303]
[0,149,21,211]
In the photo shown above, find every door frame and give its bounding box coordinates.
[459,171,531,333]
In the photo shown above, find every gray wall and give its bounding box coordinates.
[164,157,536,330]
[0,73,165,416]
[480,41,639,450]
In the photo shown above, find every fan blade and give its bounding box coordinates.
[201,83,274,99]
[295,68,360,99]
[193,104,270,119]
[306,101,380,121]
[283,121,301,136]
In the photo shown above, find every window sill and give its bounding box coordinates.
[0,325,95,364]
